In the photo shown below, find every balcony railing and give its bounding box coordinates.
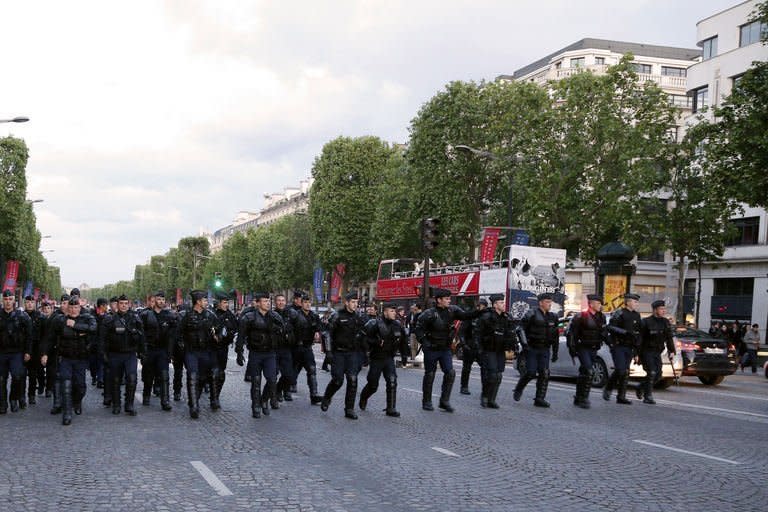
[554,66,687,90]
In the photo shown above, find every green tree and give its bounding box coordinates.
[176,236,211,290]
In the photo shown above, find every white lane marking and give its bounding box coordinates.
[190,461,234,496]
[671,387,768,402]
[633,440,741,465]
[652,399,768,419]
[431,447,460,458]
[401,387,438,398]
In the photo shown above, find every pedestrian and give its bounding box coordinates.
[321,292,367,419]
[320,310,333,372]
[273,294,297,402]
[358,302,405,417]
[139,291,177,410]
[513,293,559,407]
[46,295,70,413]
[0,290,32,414]
[407,303,423,365]
[604,293,642,405]
[415,288,480,412]
[396,305,409,368]
[171,304,187,400]
[637,300,676,404]
[99,294,145,416]
[474,294,519,409]
[213,292,238,405]
[567,294,607,409]
[291,293,323,405]
[176,290,221,419]
[741,324,760,373]
[458,299,487,395]
[236,292,282,418]
[22,295,44,406]
[42,296,97,425]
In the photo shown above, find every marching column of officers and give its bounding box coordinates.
[0,284,677,426]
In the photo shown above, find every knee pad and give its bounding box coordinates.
[386,374,397,387]
[346,374,358,386]
[446,369,456,379]
[541,369,550,379]
[331,376,344,387]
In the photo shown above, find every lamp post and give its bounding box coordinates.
[0,117,29,123]
[191,253,211,289]
[26,199,43,205]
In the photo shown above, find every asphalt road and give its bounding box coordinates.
[1,349,766,511]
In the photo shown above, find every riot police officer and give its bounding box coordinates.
[213,292,238,404]
[567,294,607,409]
[0,290,32,414]
[415,288,479,412]
[99,294,145,416]
[43,296,97,425]
[176,290,221,418]
[638,300,676,405]
[474,294,519,409]
[321,292,366,419]
[236,292,283,418]
[23,295,44,406]
[513,293,559,407]
[139,291,177,411]
[459,299,487,395]
[292,293,323,405]
[604,293,642,405]
[358,302,404,417]
[47,295,69,413]
[273,294,297,402]
[89,298,109,390]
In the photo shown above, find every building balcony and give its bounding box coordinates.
[554,66,687,91]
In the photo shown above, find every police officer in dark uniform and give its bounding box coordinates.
[604,293,642,405]
[273,294,297,402]
[89,298,109,390]
[98,294,145,416]
[513,293,559,407]
[236,292,282,418]
[292,293,323,405]
[0,290,32,414]
[321,292,366,419]
[46,295,69,412]
[637,300,676,405]
[567,294,607,409]
[43,296,97,425]
[213,292,238,404]
[415,288,479,412]
[171,303,187,402]
[459,299,487,395]
[23,295,44,406]
[177,290,221,418]
[102,296,118,406]
[139,291,176,411]
[474,294,519,409]
[358,302,404,417]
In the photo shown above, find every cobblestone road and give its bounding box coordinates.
[2,349,766,511]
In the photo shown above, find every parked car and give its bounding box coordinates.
[674,326,737,385]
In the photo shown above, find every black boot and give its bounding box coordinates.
[276,380,284,403]
[488,375,501,409]
[250,377,262,418]
[142,389,151,406]
[344,375,358,420]
[385,380,400,417]
[0,378,8,414]
[282,378,293,402]
[62,379,73,425]
[358,383,373,411]
[583,372,593,407]
[460,361,471,395]
[513,374,532,402]
[142,368,153,406]
[574,375,589,409]
[603,371,615,401]
[111,375,122,414]
[73,386,83,415]
[308,372,322,405]
[210,369,221,411]
[160,371,172,411]
[480,378,489,408]
[9,376,22,413]
[187,373,200,419]
[616,372,632,404]
[173,366,183,401]
[124,375,137,416]
[438,369,455,412]
[643,372,656,404]
[27,372,36,405]
[422,371,435,411]
[51,379,63,415]
[269,380,279,410]
[103,368,112,406]
[320,379,341,412]
[534,370,550,408]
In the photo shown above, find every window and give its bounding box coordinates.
[594,57,605,65]
[636,248,665,262]
[632,63,652,74]
[714,278,753,296]
[669,94,692,108]
[727,217,760,246]
[691,86,708,113]
[739,21,766,47]
[702,36,718,60]
[634,285,666,304]
[570,57,585,68]
[683,279,696,296]
[661,66,686,77]
[555,61,562,69]
[732,73,744,88]
[665,126,679,142]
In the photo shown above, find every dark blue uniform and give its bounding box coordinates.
[292,307,323,404]
[458,315,482,395]
[177,307,221,418]
[99,309,145,415]
[274,306,297,401]
[415,304,477,412]
[0,307,32,414]
[567,309,606,408]
[359,317,405,417]
[214,306,238,399]
[139,306,177,410]
[474,309,519,409]
[236,308,283,418]
[638,315,675,404]
[321,307,366,419]
[513,307,559,407]
[605,308,642,404]
[24,308,45,405]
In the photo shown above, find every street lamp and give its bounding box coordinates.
[26,199,43,205]
[41,235,52,239]
[0,117,29,123]
[41,250,55,254]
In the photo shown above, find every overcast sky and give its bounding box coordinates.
[1,0,739,287]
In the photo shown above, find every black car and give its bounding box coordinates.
[675,327,737,385]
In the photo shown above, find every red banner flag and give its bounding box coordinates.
[480,228,502,264]
[2,260,20,292]
[329,263,346,303]
[176,288,183,305]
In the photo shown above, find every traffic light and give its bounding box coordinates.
[422,218,440,251]
[214,271,222,288]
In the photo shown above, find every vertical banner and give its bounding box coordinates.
[603,275,628,313]
[2,260,20,292]
[23,281,33,298]
[176,288,183,306]
[329,263,345,303]
[313,265,324,303]
[235,289,243,307]
[480,228,502,263]
[512,229,530,246]
[33,288,40,301]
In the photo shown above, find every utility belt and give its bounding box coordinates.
[247,333,273,352]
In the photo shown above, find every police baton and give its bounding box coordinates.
[668,352,679,386]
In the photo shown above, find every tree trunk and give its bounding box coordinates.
[675,254,687,326]
[694,260,703,329]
